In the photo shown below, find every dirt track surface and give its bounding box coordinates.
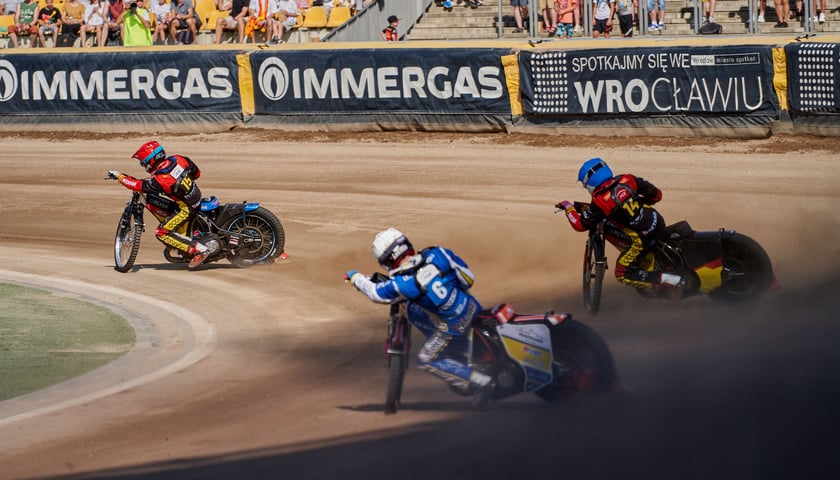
[1,132,839,480]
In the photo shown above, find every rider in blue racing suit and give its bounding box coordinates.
[345,228,494,397]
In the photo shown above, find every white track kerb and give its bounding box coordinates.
[0,269,217,426]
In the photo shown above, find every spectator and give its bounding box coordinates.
[8,0,39,48]
[510,0,526,33]
[118,0,152,45]
[149,0,171,44]
[574,0,583,32]
[381,14,397,41]
[37,0,61,47]
[295,0,307,17]
[2,0,21,16]
[647,0,664,30]
[539,0,557,33]
[755,0,766,23]
[794,0,827,23]
[702,0,715,23]
[812,0,827,23]
[61,0,85,40]
[169,0,200,44]
[773,0,789,27]
[82,0,108,47]
[244,0,270,42]
[214,0,249,44]
[267,0,297,45]
[593,0,615,37]
[615,0,635,35]
[105,0,125,45]
[554,0,576,38]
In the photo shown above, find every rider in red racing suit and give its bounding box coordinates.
[108,141,217,268]
[557,157,683,290]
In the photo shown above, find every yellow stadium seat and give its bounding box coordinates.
[194,0,217,29]
[204,8,230,31]
[325,5,350,28]
[0,14,13,37]
[300,5,326,28]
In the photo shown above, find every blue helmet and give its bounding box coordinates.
[578,158,613,194]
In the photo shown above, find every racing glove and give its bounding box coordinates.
[344,270,361,283]
[556,200,573,212]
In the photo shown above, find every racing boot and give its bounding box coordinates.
[469,371,495,408]
[188,238,220,269]
[660,272,685,301]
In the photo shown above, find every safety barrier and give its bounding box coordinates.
[0,38,837,136]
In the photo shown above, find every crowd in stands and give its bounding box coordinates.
[0,0,361,47]
[452,0,832,38]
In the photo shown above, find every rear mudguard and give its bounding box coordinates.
[496,321,554,392]
[480,304,571,393]
[681,229,734,293]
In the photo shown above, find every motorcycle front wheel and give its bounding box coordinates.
[225,207,286,267]
[583,228,606,314]
[114,208,143,273]
[385,353,406,414]
[536,319,615,403]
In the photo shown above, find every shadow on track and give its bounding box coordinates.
[44,275,840,480]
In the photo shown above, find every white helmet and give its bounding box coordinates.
[372,228,415,271]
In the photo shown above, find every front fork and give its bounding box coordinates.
[386,312,411,358]
[125,193,146,233]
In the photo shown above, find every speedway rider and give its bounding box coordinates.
[345,228,495,401]
[556,157,683,291]
[108,141,217,268]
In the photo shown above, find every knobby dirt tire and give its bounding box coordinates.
[536,319,616,403]
[709,233,774,302]
[385,353,406,414]
[583,236,606,314]
[114,210,142,273]
[226,207,286,267]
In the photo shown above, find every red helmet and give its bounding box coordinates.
[132,141,166,173]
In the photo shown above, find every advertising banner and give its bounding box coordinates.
[519,45,778,116]
[785,42,840,114]
[249,48,510,116]
[0,51,241,114]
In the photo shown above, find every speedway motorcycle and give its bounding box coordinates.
[378,272,616,413]
[560,202,775,313]
[110,188,285,272]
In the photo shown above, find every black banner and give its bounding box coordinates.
[785,42,840,114]
[250,48,510,115]
[519,45,778,116]
[0,51,241,114]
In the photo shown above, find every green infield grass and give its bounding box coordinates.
[0,283,135,401]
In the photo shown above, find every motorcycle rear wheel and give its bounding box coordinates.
[114,209,142,273]
[536,319,615,403]
[225,207,285,267]
[710,233,774,302]
[385,353,406,414]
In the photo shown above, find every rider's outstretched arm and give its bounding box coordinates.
[346,271,399,304]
